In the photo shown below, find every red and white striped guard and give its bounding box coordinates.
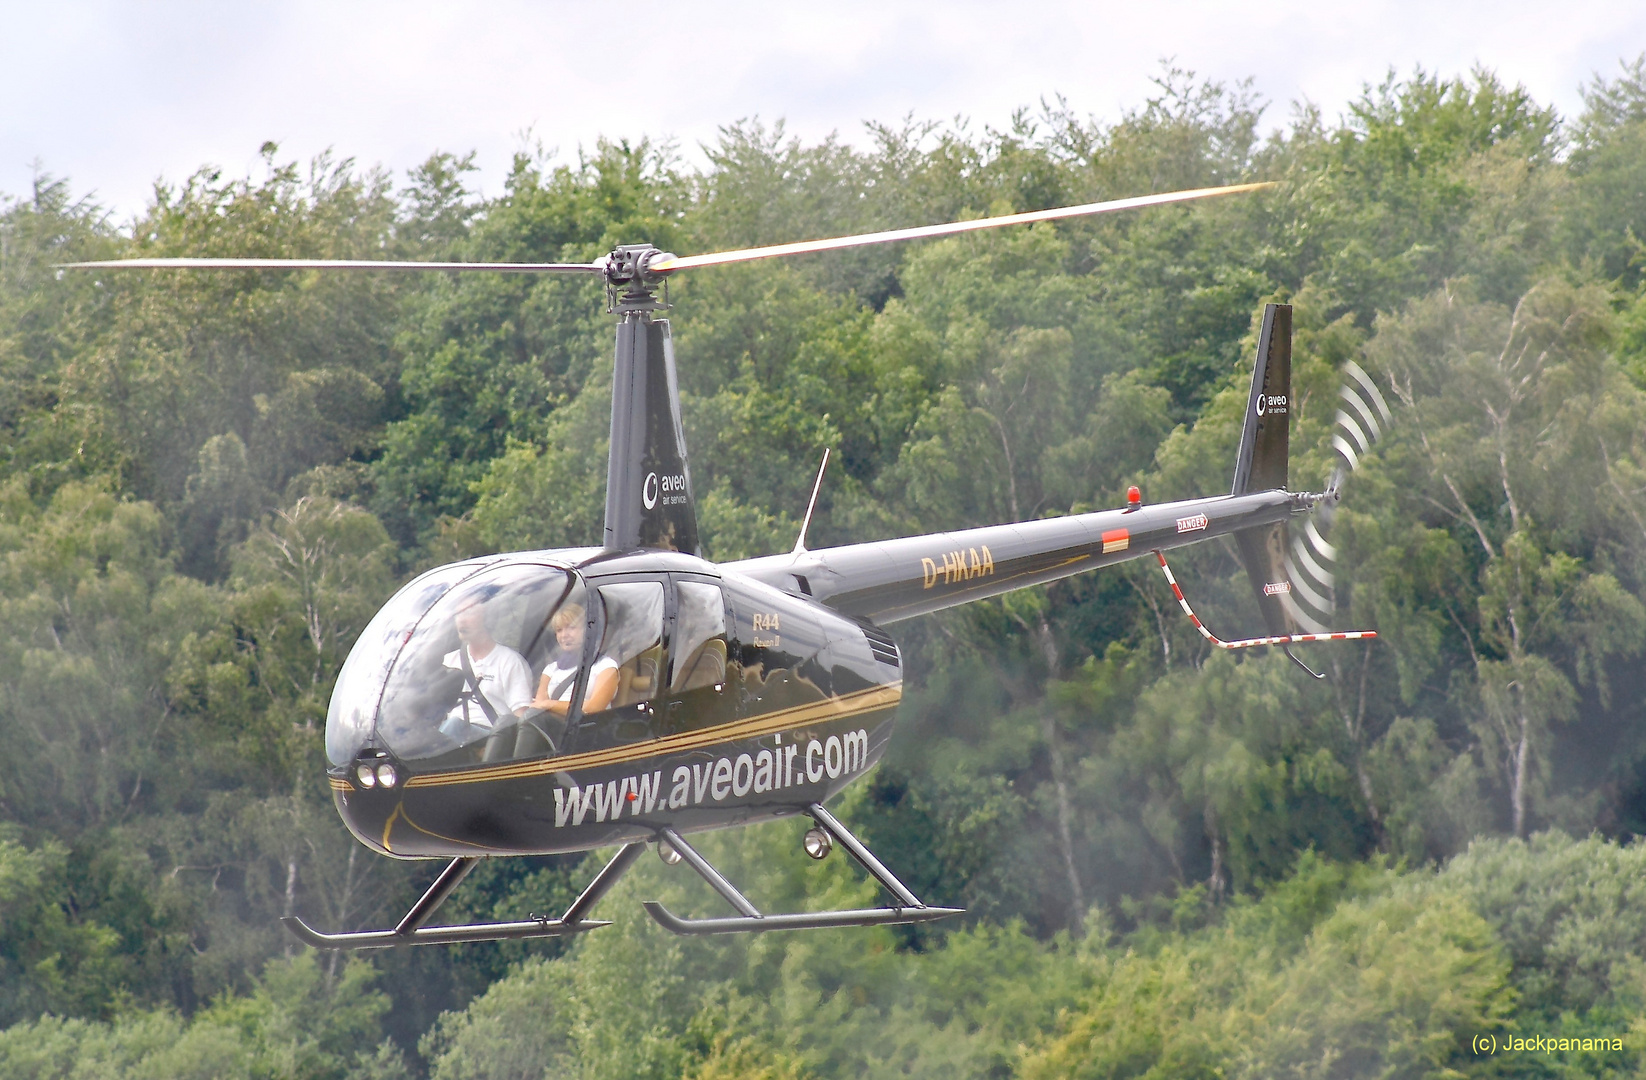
[1153,551,1376,649]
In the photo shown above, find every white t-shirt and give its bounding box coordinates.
[443,643,534,729]
[540,655,619,705]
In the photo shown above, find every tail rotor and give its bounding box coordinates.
[1284,360,1391,633]
[1198,310,1385,674]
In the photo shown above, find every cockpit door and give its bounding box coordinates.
[564,578,668,751]
[662,577,736,734]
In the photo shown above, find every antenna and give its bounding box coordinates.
[793,448,831,554]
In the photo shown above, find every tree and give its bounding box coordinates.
[1565,56,1646,286]
[1371,279,1646,835]
[0,478,218,829]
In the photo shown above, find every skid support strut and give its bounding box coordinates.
[283,842,647,950]
[642,804,963,935]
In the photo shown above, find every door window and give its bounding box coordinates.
[671,581,728,693]
[596,581,667,709]
[564,580,667,750]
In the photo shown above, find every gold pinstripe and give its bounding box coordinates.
[395,682,902,790]
[381,804,403,850]
[385,801,492,853]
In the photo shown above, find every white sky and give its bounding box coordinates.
[4,0,1644,224]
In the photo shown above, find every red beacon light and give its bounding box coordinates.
[1126,485,1142,511]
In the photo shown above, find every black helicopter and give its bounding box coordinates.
[65,182,1383,949]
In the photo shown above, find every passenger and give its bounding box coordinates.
[532,603,619,716]
[439,597,534,739]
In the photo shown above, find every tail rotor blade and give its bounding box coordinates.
[1290,533,1335,592]
[1301,361,1396,628]
[1338,383,1383,444]
[1335,409,1373,460]
[1330,433,1361,473]
[1328,362,1391,481]
[1341,360,1391,426]
[1278,586,1333,636]
[646,182,1275,273]
[1303,515,1337,563]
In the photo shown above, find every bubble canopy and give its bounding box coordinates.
[326,560,589,768]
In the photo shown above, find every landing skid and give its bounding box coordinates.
[284,805,958,947]
[642,803,963,936]
[282,841,646,950]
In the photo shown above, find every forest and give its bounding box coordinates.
[2,56,1646,1078]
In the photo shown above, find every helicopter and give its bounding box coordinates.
[64,181,1385,949]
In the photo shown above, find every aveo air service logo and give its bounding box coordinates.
[643,471,689,509]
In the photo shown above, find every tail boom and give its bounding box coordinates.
[726,488,1312,624]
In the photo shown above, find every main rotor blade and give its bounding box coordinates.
[55,257,604,274]
[648,182,1275,272]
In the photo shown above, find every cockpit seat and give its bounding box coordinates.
[612,642,664,708]
[673,638,726,692]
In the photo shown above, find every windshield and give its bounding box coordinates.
[376,563,583,767]
[326,561,487,766]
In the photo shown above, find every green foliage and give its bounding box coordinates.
[1444,832,1646,1017]
[1565,56,1646,286]
[0,832,124,1026]
[373,141,683,545]
[1021,855,1512,1080]
[0,952,402,1080]
[0,477,218,830]
[421,811,1093,1080]
[1120,652,1365,893]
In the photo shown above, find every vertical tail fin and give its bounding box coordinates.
[1230,304,1300,639]
[1230,303,1291,496]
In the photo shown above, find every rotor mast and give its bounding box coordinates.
[599,246,701,555]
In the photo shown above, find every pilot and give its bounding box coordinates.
[439,596,534,738]
[531,603,619,716]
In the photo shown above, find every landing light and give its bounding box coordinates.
[376,762,398,788]
[657,840,683,866]
[803,827,833,860]
[355,763,376,788]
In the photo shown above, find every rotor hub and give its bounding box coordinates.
[601,245,676,312]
